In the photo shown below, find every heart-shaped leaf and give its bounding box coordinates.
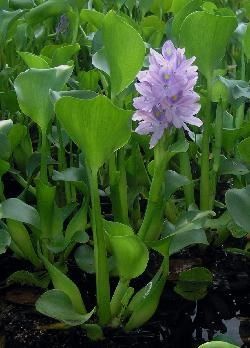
[55,95,132,173]
[14,65,73,132]
[179,10,237,79]
[101,11,145,96]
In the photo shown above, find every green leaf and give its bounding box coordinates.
[105,221,149,280]
[172,0,203,40]
[165,170,190,199]
[14,65,73,132]
[78,70,100,91]
[7,220,40,267]
[80,9,105,28]
[104,220,148,279]
[226,186,250,232]
[168,138,189,156]
[179,10,237,79]
[55,95,132,173]
[237,137,250,163]
[41,256,86,314]
[92,47,110,75]
[50,89,97,104]
[7,270,49,288]
[150,210,210,257]
[52,167,84,182]
[53,44,79,66]
[219,157,249,176]
[103,220,134,237]
[243,23,250,59]
[36,181,61,240]
[198,341,239,348]
[219,77,250,105]
[8,124,27,152]
[0,229,11,254]
[150,0,173,13]
[18,51,50,69]
[25,0,71,25]
[0,159,9,176]
[125,266,166,331]
[0,133,11,160]
[65,201,88,244]
[0,119,13,134]
[74,244,95,274]
[9,0,35,9]
[174,267,213,301]
[102,11,145,96]
[36,290,94,326]
[169,228,208,255]
[170,0,193,14]
[0,9,23,46]
[0,198,40,228]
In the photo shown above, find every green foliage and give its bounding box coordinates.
[14,66,73,132]
[55,95,132,173]
[0,228,11,254]
[100,11,145,96]
[174,267,213,301]
[36,290,94,326]
[226,186,250,232]
[179,10,237,79]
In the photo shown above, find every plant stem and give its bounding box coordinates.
[88,168,111,325]
[235,49,245,128]
[109,150,129,224]
[40,130,48,184]
[110,278,130,317]
[200,75,212,211]
[211,101,224,208]
[138,136,169,241]
[56,121,71,204]
[178,130,195,207]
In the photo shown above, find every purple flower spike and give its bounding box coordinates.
[133,40,202,148]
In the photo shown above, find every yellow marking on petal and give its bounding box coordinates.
[172,95,177,101]
[164,73,170,80]
[155,111,161,117]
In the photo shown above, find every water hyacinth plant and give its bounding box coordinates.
[0,1,249,347]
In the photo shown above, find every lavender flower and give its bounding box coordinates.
[133,40,202,148]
